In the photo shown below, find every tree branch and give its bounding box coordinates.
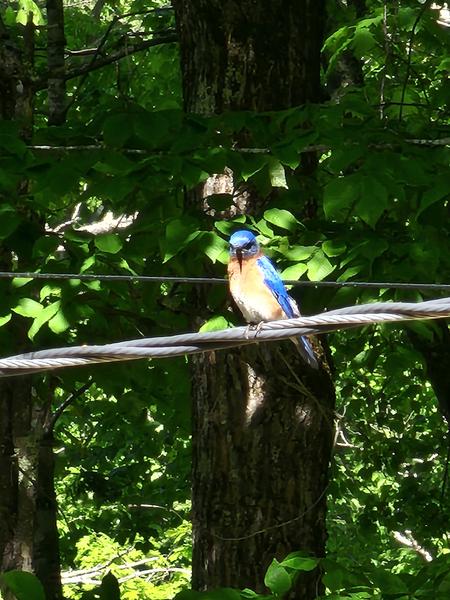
[26,137,450,156]
[399,0,433,121]
[64,6,174,109]
[45,379,93,434]
[393,530,433,562]
[34,33,177,90]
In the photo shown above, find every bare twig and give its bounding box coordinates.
[127,503,185,521]
[399,0,433,121]
[380,2,388,120]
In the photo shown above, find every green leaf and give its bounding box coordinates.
[80,255,96,273]
[0,313,11,327]
[337,264,364,281]
[215,216,246,236]
[39,284,61,302]
[199,232,229,264]
[272,142,300,170]
[264,559,292,596]
[268,159,288,188]
[372,570,408,595]
[322,240,347,257]
[163,218,200,262]
[240,589,272,599]
[283,245,316,260]
[323,176,358,221]
[324,174,388,227]
[254,218,274,237]
[281,263,308,281]
[241,154,267,181]
[438,572,450,594]
[280,554,320,572]
[181,161,210,188]
[95,234,123,254]
[352,28,376,57]
[199,316,230,332]
[133,111,169,148]
[174,592,204,600]
[16,0,45,25]
[418,174,450,216]
[264,209,298,232]
[307,250,335,281]
[48,309,70,334]
[0,134,27,157]
[0,205,21,239]
[103,114,133,147]
[12,298,43,318]
[34,162,80,197]
[0,571,45,600]
[4,6,16,25]
[357,177,388,227]
[28,301,61,340]
[12,277,33,288]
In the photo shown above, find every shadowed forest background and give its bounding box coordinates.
[1,0,450,599]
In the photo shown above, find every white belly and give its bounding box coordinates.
[231,286,282,323]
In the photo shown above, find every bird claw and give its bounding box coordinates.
[245,322,264,339]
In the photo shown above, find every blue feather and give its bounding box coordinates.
[256,256,295,318]
[256,256,319,369]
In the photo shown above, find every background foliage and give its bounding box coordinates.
[1,0,450,598]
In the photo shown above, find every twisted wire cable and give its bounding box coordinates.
[1,297,449,377]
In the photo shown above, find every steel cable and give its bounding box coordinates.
[0,297,449,376]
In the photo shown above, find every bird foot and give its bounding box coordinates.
[245,322,264,339]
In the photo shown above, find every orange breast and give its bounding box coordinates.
[228,257,284,322]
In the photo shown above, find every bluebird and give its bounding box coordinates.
[228,230,318,369]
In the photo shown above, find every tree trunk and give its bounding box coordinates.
[174,1,323,113]
[0,380,63,600]
[173,2,335,598]
[0,17,63,600]
[46,0,66,125]
[191,345,334,598]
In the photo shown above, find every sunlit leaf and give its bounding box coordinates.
[264,559,291,596]
[12,298,43,318]
[307,250,335,281]
[268,158,288,188]
[199,316,230,332]
[281,263,308,281]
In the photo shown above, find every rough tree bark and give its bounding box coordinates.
[46,0,66,125]
[0,14,63,600]
[172,3,336,599]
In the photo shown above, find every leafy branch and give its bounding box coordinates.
[34,32,177,91]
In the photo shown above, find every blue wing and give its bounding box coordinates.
[257,255,319,369]
[256,255,295,318]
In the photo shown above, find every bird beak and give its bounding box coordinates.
[236,250,243,272]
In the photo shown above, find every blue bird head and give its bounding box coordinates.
[229,230,260,267]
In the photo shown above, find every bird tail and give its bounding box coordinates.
[292,336,319,370]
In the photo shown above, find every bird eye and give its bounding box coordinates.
[244,241,253,250]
